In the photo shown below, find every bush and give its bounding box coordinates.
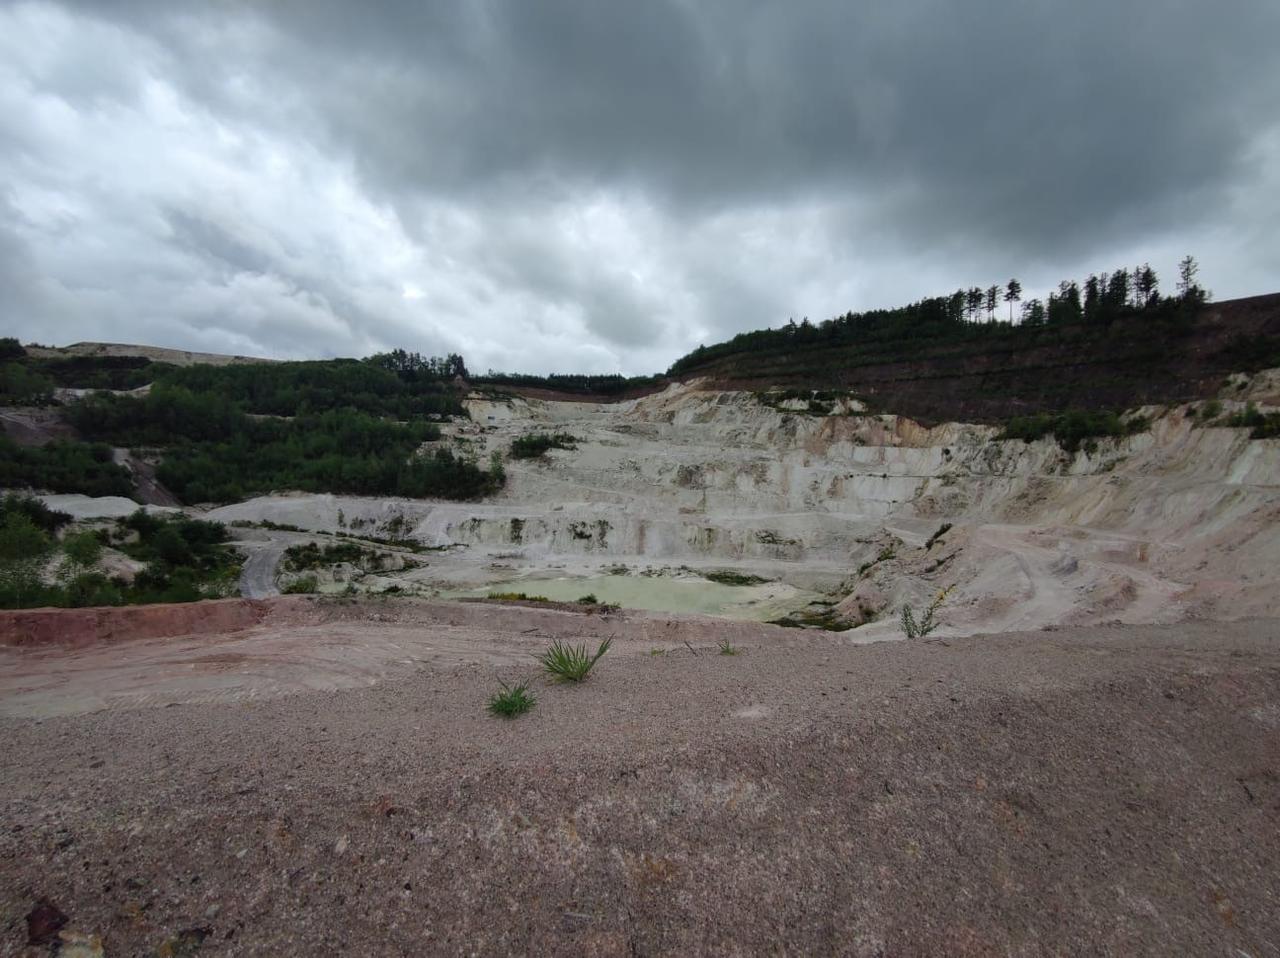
[0,512,53,608]
[284,541,375,571]
[0,437,133,497]
[509,433,577,459]
[999,409,1147,453]
[1224,403,1280,439]
[282,575,319,595]
[536,637,613,682]
[487,681,536,718]
[0,494,72,533]
[0,511,241,609]
[0,362,54,404]
[900,587,953,638]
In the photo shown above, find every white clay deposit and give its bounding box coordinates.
[188,377,1280,636]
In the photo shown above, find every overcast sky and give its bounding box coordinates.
[2,1,1278,374]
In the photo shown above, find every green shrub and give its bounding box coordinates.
[999,409,1147,453]
[284,541,375,571]
[282,575,319,595]
[0,494,72,533]
[537,637,613,682]
[0,362,54,405]
[900,587,953,638]
[1223,402,1280,438]
[0,437,133,497]
[487,681,536,718]
[509,432,578,459]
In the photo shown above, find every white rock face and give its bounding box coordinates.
[210,380,1280,636]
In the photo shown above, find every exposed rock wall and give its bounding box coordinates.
[205,378,1279,633]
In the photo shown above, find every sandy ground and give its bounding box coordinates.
[1,605,1278,955]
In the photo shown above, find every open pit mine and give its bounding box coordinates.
[3,369,1279,955]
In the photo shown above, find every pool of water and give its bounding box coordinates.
[447,573,821,621]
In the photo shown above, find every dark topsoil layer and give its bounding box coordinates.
[2,619,1278,956]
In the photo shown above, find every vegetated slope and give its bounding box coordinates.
[0,344,504,504]
[667,293,1280,424]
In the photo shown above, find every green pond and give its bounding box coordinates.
[448,574,821,621]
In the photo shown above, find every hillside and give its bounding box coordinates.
[664,293,1280,424]
[22,341,277,368]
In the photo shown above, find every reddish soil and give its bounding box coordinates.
[1,607,1278,955]
[0,597,313,649]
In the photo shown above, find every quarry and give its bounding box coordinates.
[3,335,1279,955]
[195,373,1280,637]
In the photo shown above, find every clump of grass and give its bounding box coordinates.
[281,574,318,595]
[900,586,954,638]
[487,681,536,718]
[537,637,613,682]
[718,637,740,656]
[577,593,598,605]
[487,591,549,602]
[1197,399,1222,422]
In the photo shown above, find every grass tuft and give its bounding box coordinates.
[487,681,536,718]
[537,637,613,682]
[487,591,549,602]
[718,636,739,655]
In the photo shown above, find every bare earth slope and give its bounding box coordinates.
[2,613,1278,956]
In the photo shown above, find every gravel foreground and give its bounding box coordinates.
[2,618,1278,956]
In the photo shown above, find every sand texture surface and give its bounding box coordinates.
[2,608,1278,956]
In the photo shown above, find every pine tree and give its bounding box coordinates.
[1021,299,1046,326]
[1004,279,1022,322]
[1106,269,1130,311]
[985,285,1000,322]
[1083,275,1101,324]
[1177,255,1204,303]
[966,287,984,324]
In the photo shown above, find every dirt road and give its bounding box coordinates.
[1,611,1278,955]
[236,541,287,599]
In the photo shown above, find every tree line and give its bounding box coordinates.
[65,387,503,504]
[669,256,1209,376]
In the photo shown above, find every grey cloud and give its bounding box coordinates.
[5,0,1280,373]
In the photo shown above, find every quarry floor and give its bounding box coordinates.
[2,609,1278,956]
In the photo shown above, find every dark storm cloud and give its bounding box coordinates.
[4,0,1279,371]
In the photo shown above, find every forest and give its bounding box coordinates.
[66,388,502,503]
[0,343,502,503]
[668,258,1208,378]
[0,497,242,609]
